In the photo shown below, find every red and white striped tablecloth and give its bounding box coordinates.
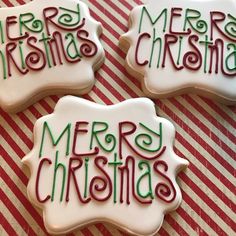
[1,0,235,235]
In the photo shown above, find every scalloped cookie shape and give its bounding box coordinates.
[120,0,236,104]
[22,96,188,235]
[0,0,104,113]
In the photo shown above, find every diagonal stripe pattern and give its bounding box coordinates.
[0,0,235,235]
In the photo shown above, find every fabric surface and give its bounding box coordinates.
[1,0,235,235]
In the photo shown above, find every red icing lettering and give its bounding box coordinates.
[36,158,52,203]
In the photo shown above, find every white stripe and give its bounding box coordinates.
[1,112,33,139]
[1,117,30,154]
[185,167,235,217]
[181,182,235,235]
[168,211,200,236]
[95,80,121,103]
[74,230,85,236]
[180,201,217,235]
[163,99,236,171]
[1,180,45,235]
[99,69,132,99]
[197,96,236,132]
[178,96,236,148]
[101,1,128,26]
[161,221,181,236]
[0,203,24,235]
[102,223,123,236]
[176,140,235,202]
[89,90,107,105]
[89,225,104,236]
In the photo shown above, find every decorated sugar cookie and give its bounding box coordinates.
[120,0,236,104]
[22,96,188,235]
[0,0,104,113]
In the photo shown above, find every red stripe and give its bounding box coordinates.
[1,125,25,158]
[1,167,49,235]
[0,188,37,236]
[80,227,94,236]
[176,148,236,211]
[0,145,28,186]
[0,109,33,149]
[118,230,130,236]
[95,223,113,236]
[175,131,235,191]
[176,207,208,236]
[181,172,235,231]
[173,97,235,159]
[119,0,135,10]
[168,97,234,174]
[97,73,126,102]
[0,212,18,235]
[229,106,236,113]
[156,103,235,192]
[17,112,34,132]
[181,190,228,236]
[158,227,170,236]
[184,95,236,145]
[102,64,139,98]
[1,0,13,7]
[91,85,113,105]
[93,0,127,32]
[50,95,60,104]
[38,99,54,114]
[200,97,236,128]
[16,0,26,5]
[165,215,189,236]
[28,105,44,119]
[105,0,129,20]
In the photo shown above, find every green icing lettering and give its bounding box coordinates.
[51,151,66,202]
[149,28,162,68]
[226,43,236,71]
[135,123,163,153]
[19,13,44,35]
[39,121,71,158]
[90,121,116,153]
[183,8,207,34]
[65,33,81,59]
[225,14,236,39]
[58,4,81,27]
[108,153,123,203]
[0,50,7,80]
[19,41,26,69]
[199,35,213,73]
[84,158,89,198]
[0,21,5,44]
[39,33,52,68]
[139,7,167,33]
[136,161,154,199]
[177,36,183,65]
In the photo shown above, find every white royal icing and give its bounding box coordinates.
[120,0,236,104]
[22,96,188,235]
[0,0,104,112]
